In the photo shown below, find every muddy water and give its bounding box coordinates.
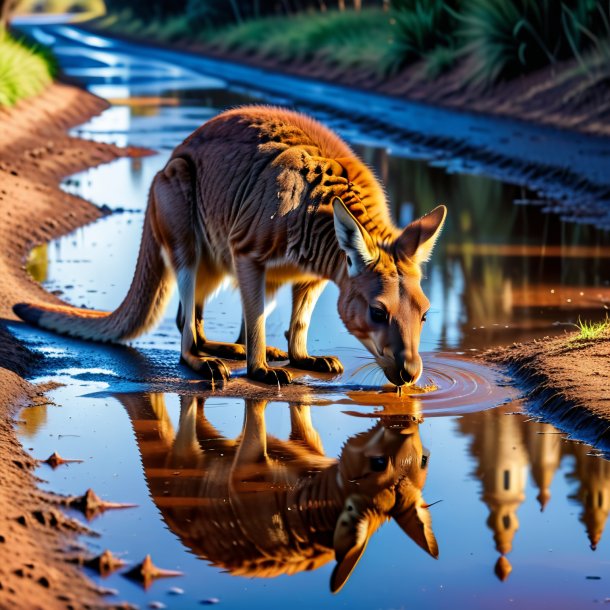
[17,25,610,610]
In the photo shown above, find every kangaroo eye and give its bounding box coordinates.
[369,456,389,472]
[369,306,388,324]
[422,311,429,323]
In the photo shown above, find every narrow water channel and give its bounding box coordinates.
[15,24,610,609]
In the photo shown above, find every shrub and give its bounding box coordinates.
[460,0,607,85]
[387,0,459,74]
[0,29,55,106]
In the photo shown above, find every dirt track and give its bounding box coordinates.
[0,84,132,610]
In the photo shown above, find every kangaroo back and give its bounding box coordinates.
[14,192,173,343]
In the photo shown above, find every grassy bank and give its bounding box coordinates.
[0,29,55,106]
[99,1,610,88]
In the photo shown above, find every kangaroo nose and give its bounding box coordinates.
[396,351,422,384]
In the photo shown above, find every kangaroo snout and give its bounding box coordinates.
[384,352,422,386]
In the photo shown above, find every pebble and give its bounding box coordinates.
[168,587,185,595]
[201,599,220,605]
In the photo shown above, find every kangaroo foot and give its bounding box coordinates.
[199,341,287,362]
[181,354,230,383]
[248,366,293,385]
[290,355,344,374]
[265,345,288,361]
[198,340,246,360]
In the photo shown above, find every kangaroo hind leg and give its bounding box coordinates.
[154,158,230,383]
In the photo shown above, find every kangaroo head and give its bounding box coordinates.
[330,418,437,592]
[333,197,446,386]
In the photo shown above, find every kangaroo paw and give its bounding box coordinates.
[198,342,287,362]
[290,355,344,374]
[198,341,247,360]
[248,366,293,385]
[181,354,231,383]
[266,346,288,361]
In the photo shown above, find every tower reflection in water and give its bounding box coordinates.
[459,407,610,580]
[117,393,438,592]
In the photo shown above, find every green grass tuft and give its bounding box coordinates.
[0,29,56,106]
[572,315,610,341]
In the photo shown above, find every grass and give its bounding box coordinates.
[572,315,610,341]
[0,29,56,106]
[124,8,392,75]
[98,1,610,87]
[14,0,106,16]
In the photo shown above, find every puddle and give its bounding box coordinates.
[18,383,610,609]
[13,22,610,610]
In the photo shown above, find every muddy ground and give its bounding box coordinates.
[489,329,610,447]
[0,64,609,607]
[0,84,134,610]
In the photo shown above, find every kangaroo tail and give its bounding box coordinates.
[14,196,174,343]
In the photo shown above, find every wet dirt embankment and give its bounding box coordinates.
[0,84,135,610]
[487,330,610,450]
[179,40,610,138]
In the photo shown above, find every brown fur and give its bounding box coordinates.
[117,393,438,592]
[14,106,446,386]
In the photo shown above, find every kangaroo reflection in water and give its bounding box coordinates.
[118,394,438,592]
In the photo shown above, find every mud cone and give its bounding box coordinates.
[84,550,127,577]
[66,488,137,520]
[124,555,183,589]
[42,452,83,468]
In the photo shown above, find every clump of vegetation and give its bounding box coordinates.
[572,315,610,341]
[0,29,55,106]
[458,0,609,86]
[386,0,459,75]
[213,9,390,69]
[387,0,610,85]
[14,0,106,16]
[97,0,610,86]
[102,7,392,73]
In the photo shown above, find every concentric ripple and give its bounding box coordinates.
[336,352,518,417]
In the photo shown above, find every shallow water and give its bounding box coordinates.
[19,384,610,610]
[15,24,610,610]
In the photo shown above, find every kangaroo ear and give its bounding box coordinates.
[332,197,375,277]
[392,486,439,559]
[394,205,447,265]
[330,497,377,593]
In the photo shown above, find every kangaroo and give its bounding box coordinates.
[118,393,438,592]
[14,106,446,386]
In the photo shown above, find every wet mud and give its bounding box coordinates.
[0,84,131,610]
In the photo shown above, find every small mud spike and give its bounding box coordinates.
[124,554,183,589]
[84,550,127,577]
[41,452,83,468]
[66,488,137,520]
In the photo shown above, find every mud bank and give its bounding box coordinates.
[0,84,133,610]
[489,330,610,451]
[219,48,610,138]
